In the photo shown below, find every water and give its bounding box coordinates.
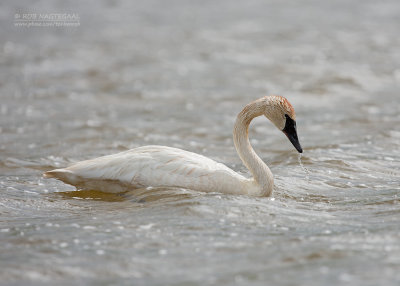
[1,0,400,285]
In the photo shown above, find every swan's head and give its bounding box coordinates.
[263,95,303,153]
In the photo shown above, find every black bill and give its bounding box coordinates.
[282,114,303,153]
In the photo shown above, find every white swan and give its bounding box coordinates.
[44,95,302,196]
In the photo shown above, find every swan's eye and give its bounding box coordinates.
[283,114,296,131]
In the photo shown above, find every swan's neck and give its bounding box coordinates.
[233,98,273,196]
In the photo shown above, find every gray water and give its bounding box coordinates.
[1,0,400,285]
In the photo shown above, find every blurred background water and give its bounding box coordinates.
[1,0,400,285]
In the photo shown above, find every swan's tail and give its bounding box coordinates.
[43,169,80,184]
[43,169,129,193]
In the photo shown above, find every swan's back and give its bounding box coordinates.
[44,146,247,194]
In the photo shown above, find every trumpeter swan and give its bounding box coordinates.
[44,96,302,196]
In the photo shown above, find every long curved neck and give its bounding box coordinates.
[233,98,273,196]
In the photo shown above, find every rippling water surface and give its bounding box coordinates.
[1,0,400,285]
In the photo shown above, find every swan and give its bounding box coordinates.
[44,95,302,196]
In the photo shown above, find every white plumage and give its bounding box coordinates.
[45,146,248,194]
[44,96,302,196]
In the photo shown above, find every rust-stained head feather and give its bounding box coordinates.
[269,95,296,120]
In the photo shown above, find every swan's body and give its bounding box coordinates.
[45,146,255,195]
[44,96,302,196]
